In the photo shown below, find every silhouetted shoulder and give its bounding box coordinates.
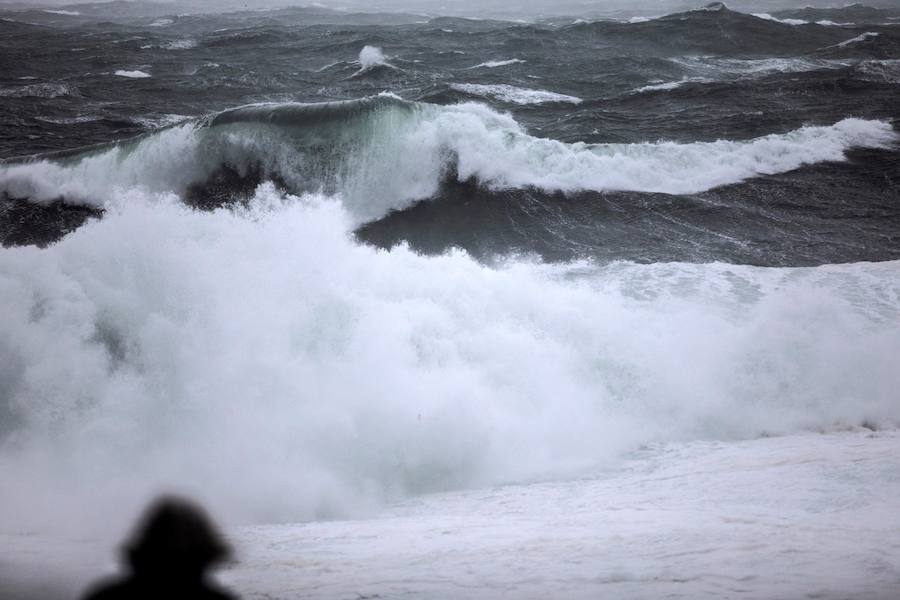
[83,577,236,600]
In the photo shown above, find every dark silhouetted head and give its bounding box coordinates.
[124,495,231,580]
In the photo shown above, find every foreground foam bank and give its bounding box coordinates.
[3,430,899,599]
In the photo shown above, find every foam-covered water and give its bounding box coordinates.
[468,59,526,69]
[450,83,582,105]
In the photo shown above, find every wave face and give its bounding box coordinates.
[2,185,899,529]
[1,96,895,225]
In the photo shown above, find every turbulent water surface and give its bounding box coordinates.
[1,1,900,598]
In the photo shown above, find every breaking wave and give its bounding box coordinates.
[835,32,881,48]
[0,95,895,225]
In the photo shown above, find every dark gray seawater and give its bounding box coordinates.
[1,1,899,265]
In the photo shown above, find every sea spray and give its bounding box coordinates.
[359,45,389,69]
[1,184,898,531]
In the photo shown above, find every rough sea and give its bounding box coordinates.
[1,2,900,599]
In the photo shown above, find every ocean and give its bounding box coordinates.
[1,1,899,598]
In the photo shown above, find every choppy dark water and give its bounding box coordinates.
[2,1,899,265]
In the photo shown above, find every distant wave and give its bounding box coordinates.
[114,70,151,78]
[33,115,103,125]
[468,59,526,69]
[450,83,582,105]
[835,32,880,48]
[632,56,853,93]
[1,96,895,225]
[753,13,854,26]
[634,77,712,93]
[163,39,197,50]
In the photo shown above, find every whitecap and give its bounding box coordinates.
[468,59,526,69]
[450,83,582,105]
[114,70,151,78]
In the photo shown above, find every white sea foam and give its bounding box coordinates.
[451,83,582,104]
[0,184,898,532]
[468,59,526,69]
[752,13,857,26]
[835,32,880,47]
[699,56,851,74]
[42,9,80,16]
[635,77,712,93]
[33,115,103,125]
[317,60,343,72]
[162,39,197,50]
[114,70,151,78]
[0,82,76,98]
[855,59,900,83]
[753,13,806,25]
[634,57,853,94]
[135,113,192,128]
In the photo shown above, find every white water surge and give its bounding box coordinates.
[1,184,899,535]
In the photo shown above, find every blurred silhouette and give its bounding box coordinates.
[83,495,237,600]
